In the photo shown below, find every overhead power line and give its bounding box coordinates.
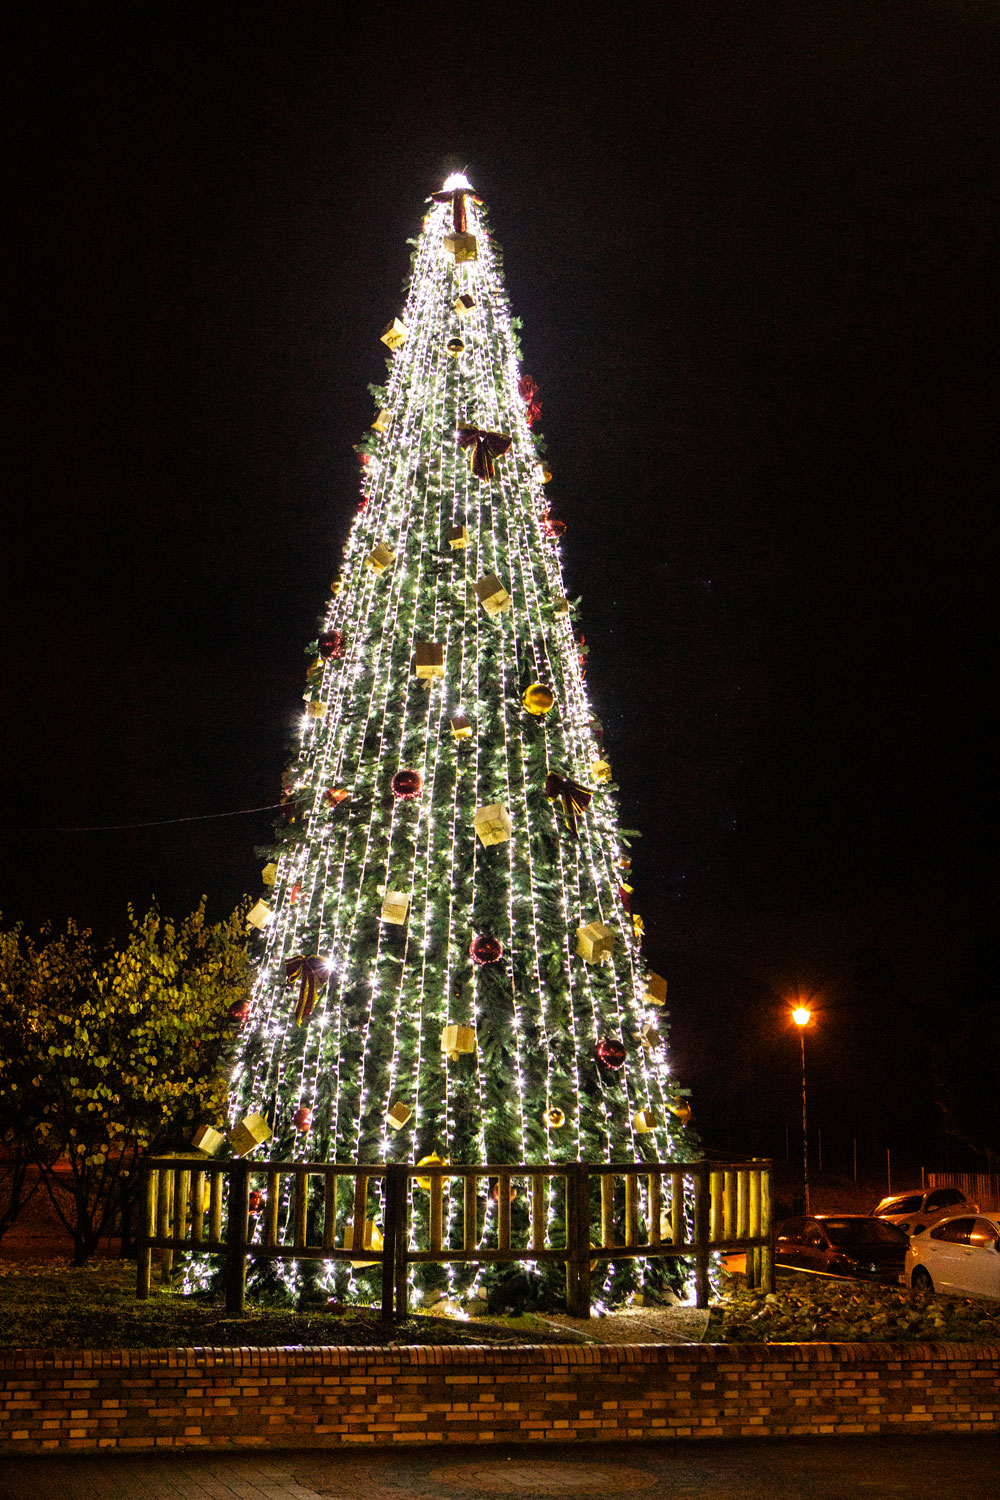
[3,802,286,834]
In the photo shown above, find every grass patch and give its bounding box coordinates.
[0,1261,572,1351]
[8,1261,1000,1351]
[708,1270,1000,1343]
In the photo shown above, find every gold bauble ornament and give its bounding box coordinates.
[522,683,555,716]
[415,1153,447,1189]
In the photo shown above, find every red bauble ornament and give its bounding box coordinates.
[470,933,504,966]
[490,1180,518,1203]
[292,1106,313,1131]
[248,1190,263,1214]
[228,1000,250,1025]
[318,631,344,660]
[391,768,423,801]
[324,786,349,808]
[595,1036,627,1071]
[289,883,302,904]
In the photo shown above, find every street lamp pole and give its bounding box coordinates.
[792,1005,811,1215]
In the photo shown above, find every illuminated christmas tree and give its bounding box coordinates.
[227,175,692,1295]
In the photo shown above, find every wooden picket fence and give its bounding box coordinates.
[136,1156,774,1318]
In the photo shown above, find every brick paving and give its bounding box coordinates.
[2,1436,1000,1499]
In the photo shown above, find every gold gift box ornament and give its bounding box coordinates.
[633,1108,657,1135]
[345,1218,384,1269]
[641,1023,663,1053]
[371,409,391,433]
[245,899,272,932]
[453,292,475,316]
[379,317,407,350]
[644,972,668,1007]
[227,1112,273,1157]
[365,542,394,574]
[450,713,472,740]
[260,862,278,886]
[441,1023,476,1062]
[474,573,512,616]
[446,523,469,549]
[443,231,478,263]
[414,641,445,680]
[380,889,410,926]
[191,1124,225,1156]
[576,921,616,964]
[474,803,513,847]
[386,1100,412,1130]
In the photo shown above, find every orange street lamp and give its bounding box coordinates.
[791,1004,812,1213]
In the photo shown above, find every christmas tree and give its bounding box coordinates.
[228,174,692,1296]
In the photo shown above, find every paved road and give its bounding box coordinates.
[2,1436,999,1500]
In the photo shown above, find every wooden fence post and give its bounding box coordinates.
[135,1161,155,1300]
[564,1162,591,1318]
[381,1164,406,1323]
[747,1166,762,1288]
[694,1162,711,1309]
[155,1167,172,1282]
[393,1167,410,1319]
[761,1160,775,1293]
[224,1161,249,1313]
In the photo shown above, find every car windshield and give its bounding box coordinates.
[823,1219,906,1246]
[876,1195,922,1215]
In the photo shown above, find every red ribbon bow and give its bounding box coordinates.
[285,955,329,1026]
[544,771,593,838]
[456,427,512,481]
[518,374,542,428]
[430,189,468,234]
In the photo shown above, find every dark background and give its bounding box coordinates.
[3,3,996,1180]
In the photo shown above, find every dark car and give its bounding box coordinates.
[775,1214,908,1283]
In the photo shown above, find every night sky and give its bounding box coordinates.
[3,4,996,1173]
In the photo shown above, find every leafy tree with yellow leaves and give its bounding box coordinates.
[0,902,251,1264]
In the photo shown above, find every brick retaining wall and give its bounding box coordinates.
[2,1342,999,1454]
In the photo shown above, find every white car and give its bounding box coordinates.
[872,1186,977,1236]
[905,1211,1000,1299]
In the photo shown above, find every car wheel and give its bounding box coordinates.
[910,1266,933,1293]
